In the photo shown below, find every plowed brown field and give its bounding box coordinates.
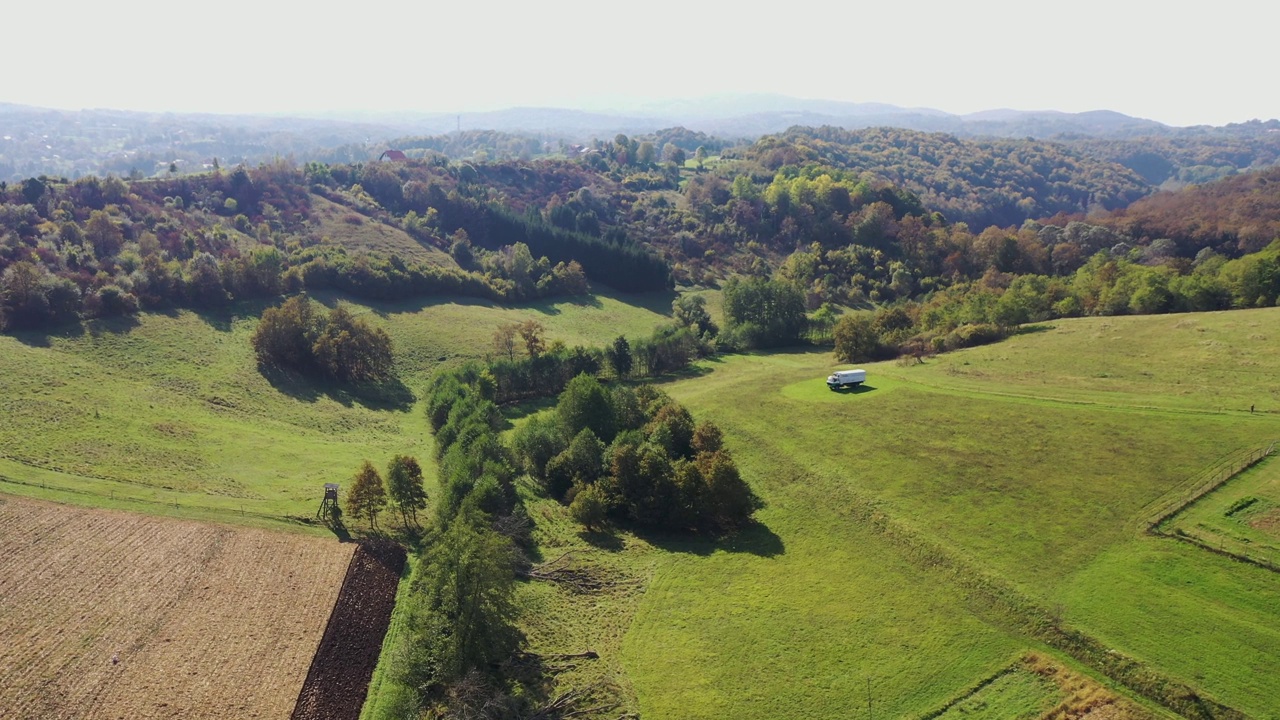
[0,495,354,720]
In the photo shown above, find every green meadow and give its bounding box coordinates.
[0,288,669,528]
[1166,455,1280,568]
[934,668,1061,720]
[2,292,1278,719]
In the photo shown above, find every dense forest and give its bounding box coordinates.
[2,122,1279,341]
[731,126,1152,228]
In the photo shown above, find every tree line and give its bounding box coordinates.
[0,166,601,333]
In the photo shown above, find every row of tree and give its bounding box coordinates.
[393,359,528,714]
[343,455,429,529]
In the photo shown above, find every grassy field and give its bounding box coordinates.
[0,288,672,528]
[894,309,1280,415]
[1167,455,1280,568]
[611,309,1280,718]
[308,193,456,267]
[4,290,1279,719]
[934,668,1061,720]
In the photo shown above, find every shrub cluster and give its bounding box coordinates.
[251,296,393,384]
[512,375,762,533]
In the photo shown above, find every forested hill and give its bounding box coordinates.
[1065,120,1280,186]
[0,159,671,331]
[7,99,1279,188]
[735,127,1150,229]
[2,138,1279,335]
[1094,165,1280,256]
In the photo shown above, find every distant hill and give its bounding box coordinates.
[6,97,1280,184]
[736,126,1152,228]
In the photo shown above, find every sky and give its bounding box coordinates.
[6,0,1274,127]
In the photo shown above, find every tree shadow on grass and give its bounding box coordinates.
[608,287,678,316]
[84,314,143,337]
[644,361,717,386]
[327,521,353,543]
[258,364,416,412]
[189,305,238,332]
[578,529,625,552]
[634,520,785,558]
[500,395,558,424]
[1014,323,1056,336]
[10,319,87,348]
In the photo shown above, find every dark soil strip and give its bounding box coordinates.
[292,539,407,720]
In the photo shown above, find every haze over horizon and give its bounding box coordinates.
[7,0,1274,127]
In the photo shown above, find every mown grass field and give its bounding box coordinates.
[0,288,671,528]
[4,290,1279,719]
[609,308,1280,719]
[1169,455,1280,567]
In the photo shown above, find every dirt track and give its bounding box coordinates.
[291,540,406,720]
[0,495,353,720]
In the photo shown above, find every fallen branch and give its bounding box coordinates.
[546,650,599,660]
[520,565,610,593]
[536,550,582,570]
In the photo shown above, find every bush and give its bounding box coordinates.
[251,296,394,384]
[833,314,883,363]
[569,483,609,531]
[942,323,1006,351]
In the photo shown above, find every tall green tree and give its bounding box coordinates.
[606,335,633,378]
[673,295,718,337]
[698,450,762,530]
[403,511,520,690]
[723,277,807,348]
[557,374,616,443]
[386,455,428,528]
[347,460,388,529]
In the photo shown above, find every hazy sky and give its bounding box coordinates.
[6,0,1273,126]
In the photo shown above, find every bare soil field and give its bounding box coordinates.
[0,494,354,720]
[291,540,406,720]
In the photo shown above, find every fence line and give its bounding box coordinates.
[1144,441,1276,532]
[1143,441,1279,573]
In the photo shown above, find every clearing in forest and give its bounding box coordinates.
[0,495,353,720]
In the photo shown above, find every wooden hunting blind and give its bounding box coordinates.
[317,483,340,519]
